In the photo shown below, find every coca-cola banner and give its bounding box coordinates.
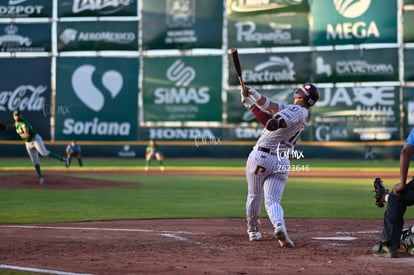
[0,0,52,18]
[58,0,138,17]
[0,58,51,140]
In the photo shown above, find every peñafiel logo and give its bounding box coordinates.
[71,65,123,112]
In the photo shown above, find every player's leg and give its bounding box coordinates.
[263,157,293,248]
[374,193,407,257]
[26,142,43,184]
[245,151,266,241]
[33,134,68,167]
[145,152,153,171]
[76,152,83,166]
[155,152,164,171]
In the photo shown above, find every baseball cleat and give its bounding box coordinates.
[275,225,294,248]
[39,177,45,185]
[247,230,262,242]
[372,242,398,258]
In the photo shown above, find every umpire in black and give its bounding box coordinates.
[373,128,414,257]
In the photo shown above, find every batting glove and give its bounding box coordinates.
[245,86,262,101]
[241,93,256,109]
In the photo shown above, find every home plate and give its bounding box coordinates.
[312,237,357,241]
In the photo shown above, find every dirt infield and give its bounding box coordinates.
[1,171,413,274]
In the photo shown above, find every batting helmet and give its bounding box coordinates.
[294,83,320,107]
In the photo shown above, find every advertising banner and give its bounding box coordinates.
[55,57,138,141]
[311,0,397,46]
[227,11,309,48]
[313,48,398,83]
[227,0,310,48]
[58,0,138,17]
[311,86,400,141]
[227,88,295,123]
[142,0,223,50]
[0,58,51,140]
[0,23,51,53]
[143,56,222,122]
[58,21,138,51]
[0,0,52,18]
[227,0,309,14]
[404,11,414,42]
[404,49,414,81]
[140,127,223,143]
[228,51,311,86]
[403,88,414,138]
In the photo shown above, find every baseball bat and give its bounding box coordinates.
[230,48,248,96]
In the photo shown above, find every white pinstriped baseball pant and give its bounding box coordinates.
[25,134,50,166]
[245,149,289,232]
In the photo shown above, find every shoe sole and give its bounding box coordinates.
[275,231,294,248]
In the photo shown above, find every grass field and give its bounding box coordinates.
[0,157,412,224]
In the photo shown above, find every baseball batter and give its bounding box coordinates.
[0,110,69,184]
[241,83,320,247]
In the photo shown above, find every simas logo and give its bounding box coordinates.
[71,65,123,112]
[0,85,46,112]
[72,0,134,15]
[230,0,303,13]
[0,0,44,17]
[243,56,295,83]
[327,0,378,40]
[154,59,209,104]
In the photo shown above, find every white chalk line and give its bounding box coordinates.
[0,225,204,274]
[0,264,95,275]
[0,225,203,236]
[312,229,381,241]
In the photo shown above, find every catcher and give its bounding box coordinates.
[145,139,165,172]
[0,110,69,184]
[371,128,414,257]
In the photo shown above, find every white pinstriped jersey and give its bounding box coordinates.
[255,104,308,152]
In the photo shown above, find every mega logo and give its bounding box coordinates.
[327,0,379,40]
[154,59,210,104]
[62,64,130,136]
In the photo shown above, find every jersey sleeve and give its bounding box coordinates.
[406,128,414,146]
[277,105,306,127]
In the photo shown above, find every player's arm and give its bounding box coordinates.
[246,86,279,114]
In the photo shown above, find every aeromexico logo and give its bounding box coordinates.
[71,65,123,112]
